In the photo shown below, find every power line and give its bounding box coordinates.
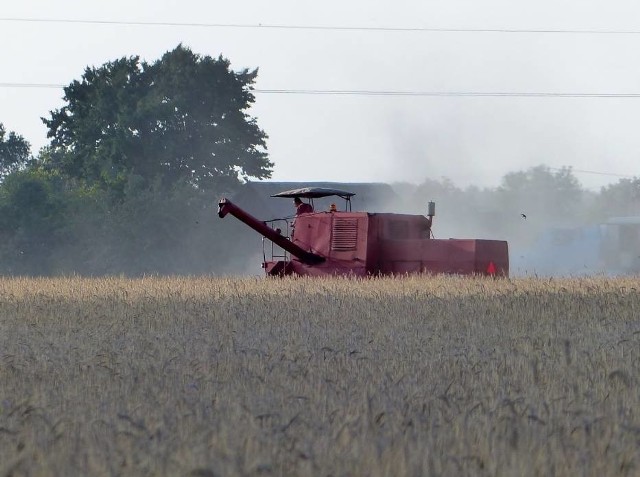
[256,89,640,98]
[0,83,63,89]
[2,17,640,35]
[3,82,640,98]
[550,167,636,178]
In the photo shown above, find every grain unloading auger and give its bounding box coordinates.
[218,187,509,277]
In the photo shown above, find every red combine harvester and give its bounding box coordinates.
[218,187,509,277]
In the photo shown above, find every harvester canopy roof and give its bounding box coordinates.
[271,187,356,200]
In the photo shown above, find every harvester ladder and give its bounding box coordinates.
[263,218,291,262]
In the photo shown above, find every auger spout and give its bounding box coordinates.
[218,198,325,265]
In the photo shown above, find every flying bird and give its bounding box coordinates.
[521,213,527,220]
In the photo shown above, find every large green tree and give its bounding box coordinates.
[0,123,31,179]
[43,45,272,194]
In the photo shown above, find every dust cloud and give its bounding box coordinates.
[386,175,638,277]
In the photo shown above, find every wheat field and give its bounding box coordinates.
[0,275,639,476]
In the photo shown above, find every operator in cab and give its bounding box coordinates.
[292,197,312,239]
[294,197,313,215]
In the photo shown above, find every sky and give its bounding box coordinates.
[2,0,640,190]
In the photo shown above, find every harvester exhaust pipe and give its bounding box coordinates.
[425,201,435,232]
[428,201,436,217]
[217,198,325,265]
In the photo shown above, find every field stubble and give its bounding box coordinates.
[0,275,639,476]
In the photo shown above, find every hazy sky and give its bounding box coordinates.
[3,0,640,189]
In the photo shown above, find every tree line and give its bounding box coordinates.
[405,166,640,248]
[0,45,638,275]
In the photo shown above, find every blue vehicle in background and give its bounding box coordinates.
[512,217,640,276]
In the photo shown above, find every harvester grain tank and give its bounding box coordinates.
[218,187,509,277]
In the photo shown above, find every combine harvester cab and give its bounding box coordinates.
[218,187,509,277]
